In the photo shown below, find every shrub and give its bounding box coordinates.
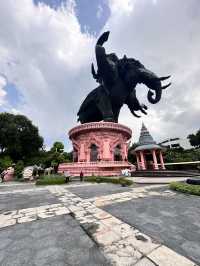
[170,182,200,196]
[14,160,24,179]
[84,176,133,186]
[0,156,13,173]
[36,175,66,185]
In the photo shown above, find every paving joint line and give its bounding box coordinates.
[48,186,196,266]
[0,184,197,266]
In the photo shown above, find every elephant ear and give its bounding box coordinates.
[96,31,110,46]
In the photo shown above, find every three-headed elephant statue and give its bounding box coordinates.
[77,31,171,124]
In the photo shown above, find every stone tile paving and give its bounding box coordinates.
[0,182,198,266]
[102,187,200,265]
[0,215,109,266]
[0,203,70,228]
[0,183,36,192]
[0,190,59,212]
[68,183,132,199]
[86,185,169,207]
[49,185,197,266]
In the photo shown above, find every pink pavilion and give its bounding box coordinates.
[58,122,135,176]
[134,123,165,171]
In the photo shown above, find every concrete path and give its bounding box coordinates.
[131,176,187,184]
[0,182,199,266]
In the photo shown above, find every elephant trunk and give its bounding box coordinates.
[147,88,162,104]
[139,68,171,104]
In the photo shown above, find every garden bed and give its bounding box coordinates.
[36,175,66,185]
[84,176,133,186]
[170,181,200,196]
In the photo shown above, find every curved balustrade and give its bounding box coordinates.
[69,122,132,139]
[61,122,134,176]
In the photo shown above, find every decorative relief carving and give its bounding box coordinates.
[69,122,132,163]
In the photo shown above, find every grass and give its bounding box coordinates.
[170,181,200,196]
[36,175,66,185]
[84,176,133,186]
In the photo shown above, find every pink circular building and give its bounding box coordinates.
[58,122,135,176]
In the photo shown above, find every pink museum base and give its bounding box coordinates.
[58,122,135,176]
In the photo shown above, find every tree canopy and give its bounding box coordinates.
[188,129,200,148]
[50,141,64,153]
[0,112,43,160]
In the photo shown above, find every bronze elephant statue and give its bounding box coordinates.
[77,31,171,123]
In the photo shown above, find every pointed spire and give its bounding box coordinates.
[138,122,156,145]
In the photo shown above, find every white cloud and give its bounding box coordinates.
[108,0,134,15]
[0,75,7,106]
[97,4,103,19]
[103,0,200,142]
[0,0,199,150]
[0,0,95,148]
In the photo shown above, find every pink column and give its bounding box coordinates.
[102,140,111,161]
[159,151,166,170]
[152,150,159,170]
[140,151,146,170]
[79,143,86,162]
[136,153,140,170]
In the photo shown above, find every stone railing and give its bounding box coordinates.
[59,161,132,168]
[69,122,132,139]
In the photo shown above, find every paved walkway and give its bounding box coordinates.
[130,177,188,184]
[0,182,199,265]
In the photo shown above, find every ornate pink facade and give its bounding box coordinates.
[58,122,135,176]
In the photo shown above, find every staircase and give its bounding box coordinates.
[131,170,200,178]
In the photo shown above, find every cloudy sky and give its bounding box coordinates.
[0,0,199,150]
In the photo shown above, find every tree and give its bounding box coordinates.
[50,142,64,153]
[188,130,200,148]
[128,143,139,164]
[0,112,43,160]
[0,156,13,173]
[14,160,24,179]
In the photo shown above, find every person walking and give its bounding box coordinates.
[80,171,84,182]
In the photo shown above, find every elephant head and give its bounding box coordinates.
[138,68,171,104]
[119,57,171,104]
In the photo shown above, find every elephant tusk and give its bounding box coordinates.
[132,111,141,118]
[159,75,171,81]
[141,109,147,115]
[162,82,171,89]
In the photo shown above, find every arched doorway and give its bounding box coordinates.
[114,145,122,161]
[90,144,99,162]
[145,152,154,170]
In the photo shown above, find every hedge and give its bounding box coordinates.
[36,175,66,185]
[170,182,200,196]
[84,176,133,186]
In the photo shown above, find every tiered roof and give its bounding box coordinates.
[134,123,163,152]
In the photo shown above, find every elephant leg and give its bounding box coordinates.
[96,89,114,122]
[125,89,148,118]
[112,107,121,123]
[78,104,102,123]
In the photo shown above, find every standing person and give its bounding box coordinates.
[0,169,7,183]
[80,171,84,182]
